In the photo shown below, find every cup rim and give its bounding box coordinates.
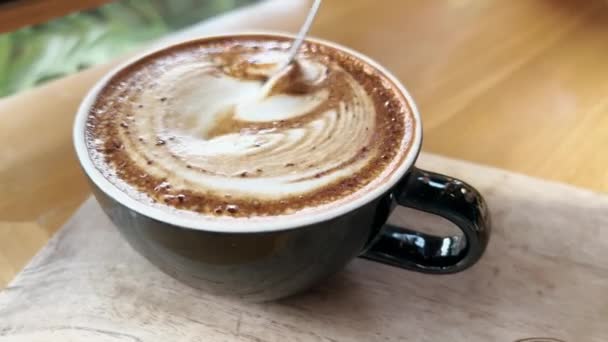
[73,31,422,233]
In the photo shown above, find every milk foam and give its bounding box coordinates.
[86,37,412,217]
[118,50,376,199]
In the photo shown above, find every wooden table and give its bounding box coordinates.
[1,0,607,287]
[0,0,111,33]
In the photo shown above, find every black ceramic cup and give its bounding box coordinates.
[74,33,491,301]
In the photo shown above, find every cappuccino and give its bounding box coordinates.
[85,35,415,218]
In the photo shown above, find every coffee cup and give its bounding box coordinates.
[73,32,490,301]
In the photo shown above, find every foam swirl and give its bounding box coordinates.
[86,37,410,217]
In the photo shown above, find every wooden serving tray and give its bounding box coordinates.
[0,153,606,341]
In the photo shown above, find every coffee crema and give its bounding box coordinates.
[86,36,414,217]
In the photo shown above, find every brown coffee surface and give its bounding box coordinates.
[85,35,415,218]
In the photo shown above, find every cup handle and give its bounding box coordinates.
[361,167,491,273]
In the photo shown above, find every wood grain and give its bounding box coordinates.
[1,0,607,286]
[0,0,111,33]
[1,153,607,342]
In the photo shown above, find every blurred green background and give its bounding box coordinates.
[0,0,258,98]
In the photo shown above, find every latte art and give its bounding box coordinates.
[146,55,374,197]
[86,36,413,217]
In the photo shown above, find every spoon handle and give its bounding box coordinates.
[285,0,322,66]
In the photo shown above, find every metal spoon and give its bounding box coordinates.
[260,0,322,94]
[283,0,322,68]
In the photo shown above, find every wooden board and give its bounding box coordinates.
[0,153,606,342]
